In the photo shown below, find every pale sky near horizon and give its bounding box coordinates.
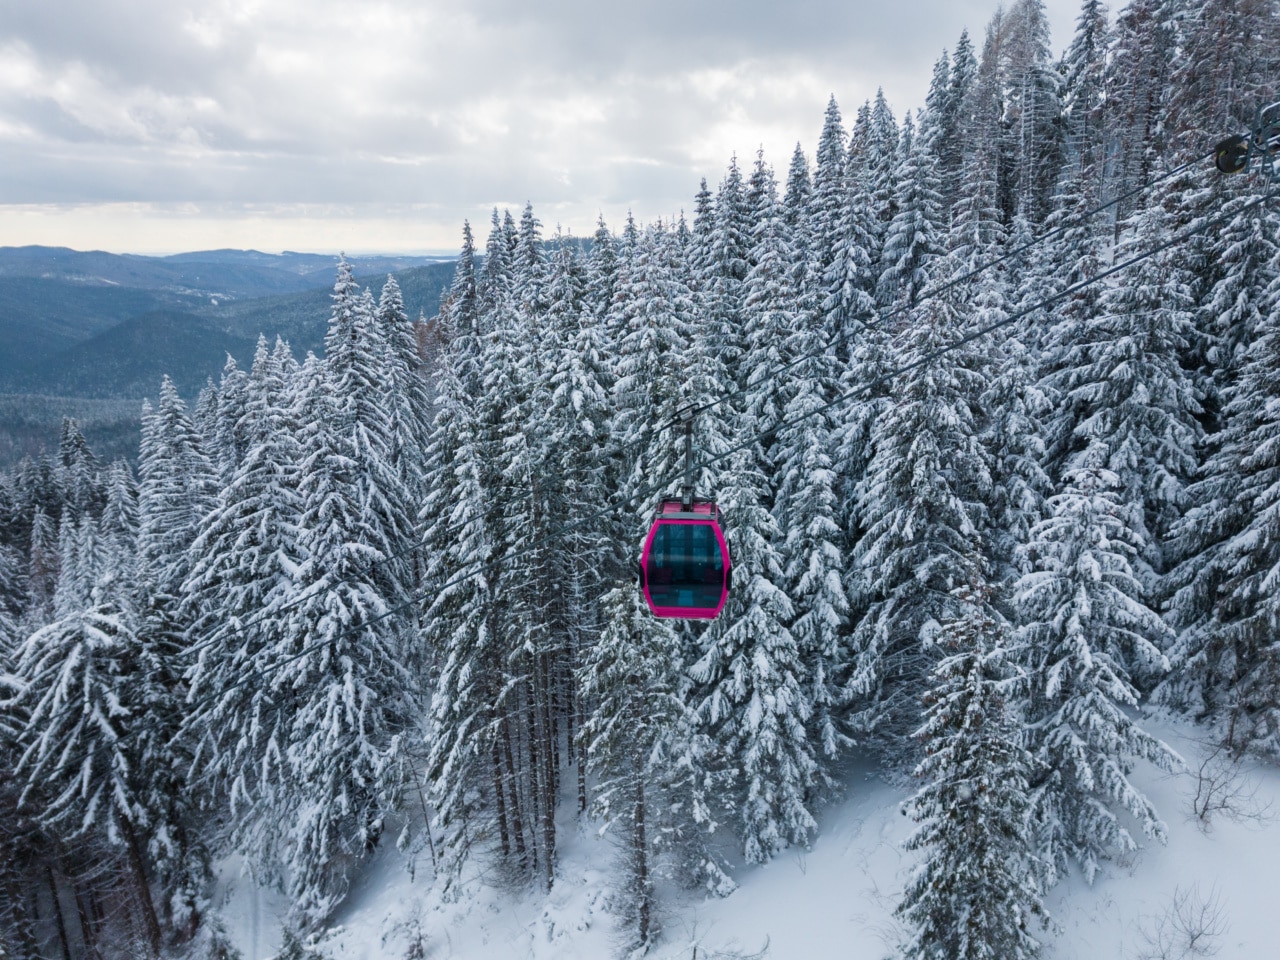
[0,0,1082,256]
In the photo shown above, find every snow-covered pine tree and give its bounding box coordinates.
[11,590,163,952]
[57,417,102,521]
[848,280,991,743]
[823,114,879,363]
[52,512,101,619]
[543,237,614,814]
[1074,185,1203,588]
[514,201,548,317]
[783,142,813,240]
[24,506,57,628]
[419,326,511,885]
[578,585,693,948]
[741,157,799,480]
[1029,160,1109,482]
[1015,444,1180,883]
[1167,0,1280,156]
[98,459,139,589]
[211,354,250,482]
[1105,0,1175,226]
[898,580,1047,960]
[1061,0,1109,181]
[265,263,416,921]
[1004,0,1063,224]
[877,114,945,312]
[612,223,694,498]
[690,442,815,863]
[776,289,849,762]
[867,89,901,254]
[810,96,848,302]
[377,275,432,501]
[1164,230,1280,755]
[936,30,977,211]
[699,159,752,394]
[137,377,218,601]
[183,336,305,845]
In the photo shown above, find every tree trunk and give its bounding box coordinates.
[119,817,161,956]
[46,865,72,960]
[500,713,528,867]
[491,735,512,858]
[575,678,588,815]
[634,782,651,946]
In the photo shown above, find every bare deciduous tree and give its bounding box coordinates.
[1189,740,1275,832]
[1134,884,1229,960]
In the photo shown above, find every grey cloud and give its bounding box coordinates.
[0,0,1084,249]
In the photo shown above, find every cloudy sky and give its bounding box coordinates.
[0,0,1082,255]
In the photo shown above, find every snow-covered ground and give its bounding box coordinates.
[215,719,1280,960]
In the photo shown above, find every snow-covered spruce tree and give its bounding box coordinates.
[586,213,622,333]
[1165,180,1279,659]
[741,158,799,480]
[690,440,816,863]
[1166,0,1280,156]
[0,647,44,960]
[138,377,218,601]
[1201,180,1280,395]
[850,120,990,740]
[183,337,305,848]
[810,96,848,297]
[98,459,139,589]
[980,325,1051,583]
[775,268,849,763]
[898,580,1047,960]
[266,263,416,922]
[481,207,516,316]
[377,275,432,500]
[698,159,752,395]
[24,506,57,628]
[53,512,101,620]
[936,30,977,212]
[1015,444,1180,884]
[210,354,250,482]
[1163,242,1280,756]
[578,585,696,949]
[822,114,879,365]
[1105,0,1175,225]
[1070,187,1203,589]
[877,114,945,313]
[1061,0,1109,181]
[867,89,901,254]
[1004,0,1063,225]
[613,223,694,497]
[57,417,103,522]
[1028,160,1109,482]
[783,141,812,240]
[514,201,548,316]
[492,231,594,892]
[11,588,163,953]
[419,321,512,887]
[543,238,615,815]
[847,280,991,744]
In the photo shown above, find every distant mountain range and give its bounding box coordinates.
[0,246,458,467]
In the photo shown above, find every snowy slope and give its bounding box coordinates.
[215,719,1280,960]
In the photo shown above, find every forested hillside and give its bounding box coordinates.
[2,1,1279,958]
[0,255,457,467]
